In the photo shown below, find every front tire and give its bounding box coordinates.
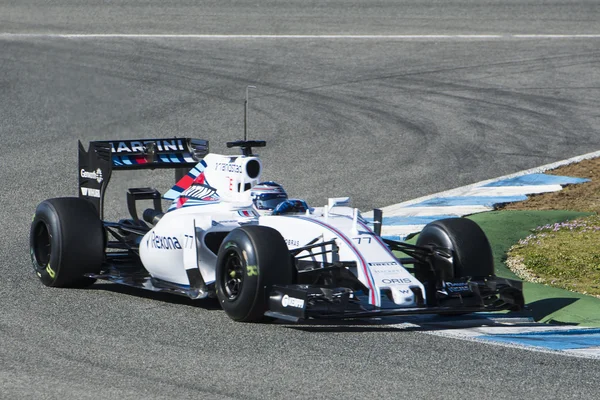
[415,217,494,281]
[215,225,293,322]
[30,197,105,287]
[414,218,495,313]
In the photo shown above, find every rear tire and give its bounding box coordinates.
[415,217,494,281]
[30,197,105,287]
[215,225,293,322]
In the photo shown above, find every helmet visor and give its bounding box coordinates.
[254,193,287,210]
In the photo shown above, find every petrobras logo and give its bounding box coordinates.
[147,232,182,250]
[109,139,185,153]
[284,238,300,247]
[80,168,103,184]
[445,282,470,293]
[80,187,101,198]
[281,294,305,309]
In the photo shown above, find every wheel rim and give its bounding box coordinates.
[32,221,51,268]
[223,249,244,300]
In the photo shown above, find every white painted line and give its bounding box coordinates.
[3,33,600,40]
[565,347,600,356]
[514,34,600,38]
[0,33,501,39]
[381,225,426,238]
[454,184,564,197]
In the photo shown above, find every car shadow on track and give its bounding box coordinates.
[280,310,540,333]
[525,297,579,324]
[285,298,586,333]
[89,281,223,310]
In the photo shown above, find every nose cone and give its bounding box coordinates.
[389,287,417,306]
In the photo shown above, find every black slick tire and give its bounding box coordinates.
[415,217,494,280]
[215,225,293,322]
[30,197,105,287]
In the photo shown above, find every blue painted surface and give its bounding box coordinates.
[483,173,589,187]
[368,215,458,226]
[382,235,408,241]
[479,329,600,350]
[406,195,528,208]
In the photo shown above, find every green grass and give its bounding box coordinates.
[467,210,591,279]
[507,214,600,297]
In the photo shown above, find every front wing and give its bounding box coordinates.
[265,276,524,322]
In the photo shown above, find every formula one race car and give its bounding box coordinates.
[30,137,524,322]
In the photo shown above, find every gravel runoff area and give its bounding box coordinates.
[502,157,600,213]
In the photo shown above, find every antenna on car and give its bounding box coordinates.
[228,85,266,156]
[244,85,256,142]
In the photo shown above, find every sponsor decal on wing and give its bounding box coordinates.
[80,168,103,183]
[109,139,185,153]
[164,160,221,210]
[80,187,101,198]
[182,184,219,202]
[169,182,220,210]
[281,294,305,309]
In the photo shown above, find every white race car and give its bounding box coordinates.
[30,138,524,322]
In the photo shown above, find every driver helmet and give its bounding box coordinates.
[250,181,288,215]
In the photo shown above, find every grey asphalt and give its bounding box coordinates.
[2,1,600,399]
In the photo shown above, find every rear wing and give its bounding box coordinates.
[78,138,209,218]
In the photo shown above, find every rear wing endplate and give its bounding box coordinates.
[78,138,209,218]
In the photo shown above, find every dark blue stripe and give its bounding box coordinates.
[112,153,202,166]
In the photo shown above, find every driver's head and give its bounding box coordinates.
[250,181,288,215]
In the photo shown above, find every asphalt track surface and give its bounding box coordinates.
[2,1,600,399]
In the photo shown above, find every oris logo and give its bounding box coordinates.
[80,168,103,184]
[381,278,412,285]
